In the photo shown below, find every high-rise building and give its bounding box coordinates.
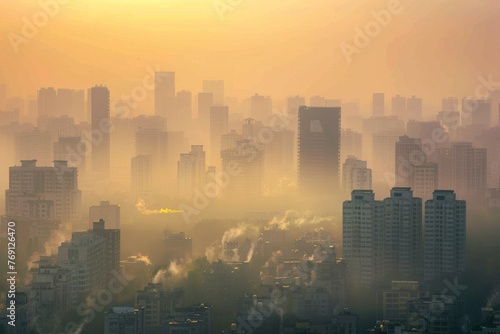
[310,95,326,107]
[424,190,466,281]
[342,156,372,195]
[15,128,53,165]
[104,306,145,334]
[395,136,425,187]
[432,142,487,204]
[462,98,491,128]
[131,155,153,198]
[90,219,120,280]
[89,201,120,229]
[53,136,86,175]
[135,283,184,328]
[382,188,422,278]
[342,190,384,286]
[29,256,72,316]
[178,145,206,201]
[286,95,305,116]
[391,95,407,120]
[135,128,168,187]
[203,80,224,105]
[250,94,272,124]
[155,72,176,120]
[412,162,438,201]
[341,129,362,163]
[407,96,423,121]
[175,90,192,130]
[90,85,111,177]
[56,89,85,121]
[221,139,263,199]
[37,87,57,117]
[57,231,107,305]
[373,93,385,117]
[210,106,229,165]
[343,188,423,286]
[6,160,81,223]
[197,92,214,125]
[298,106,341,196]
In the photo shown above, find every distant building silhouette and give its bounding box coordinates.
[90,85,110,178]
[298,106,341,195]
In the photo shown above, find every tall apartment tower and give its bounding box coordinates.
[250,94,273,124]
[382,188,423,279]
[131,155,153,198]
[221,140,263,199]
[342,190,384,286]
[90,219,121,280]
[424,190,466,281]
[210,106,229,165]
[286,95,306,116]
[90,85,110,178]
[37,87,57,117]
[298,106,341,196]
[6,160,81,223]
[391,95,407,120]
[407,96,423,121]
[155,72,176,120]
[177,145,206,201]
[342,156,372,195]
[57,231,107,305]
[373,93,385,117]
[432,142,487,204]
[89,201,120,229]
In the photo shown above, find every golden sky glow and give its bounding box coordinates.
[1,0,499,111]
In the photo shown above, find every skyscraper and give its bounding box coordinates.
[286,95,306,116]
[197,92,214,125]
[250,94,272,124]
[177,145,206,201]
[373,93,385,117]
[407,96,423,121]
[89,201,120,229]
[298,106,341,195]
[432,142,487,204]
[155,71,176,120]
[395,136,424,187]
[462,98,491,128]
[221,140,263,199]
[175,90,192,130]
[131,155,152,198]
[90,85,110,177]
[37,87,57,118]
[342,190,384,286]
[6,160,82,223]
[382,188,422,278]
[391,95,407,120]
[424,190,466,281]
[342,156,372,195]
[210,105,229,165]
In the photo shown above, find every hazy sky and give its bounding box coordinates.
[1,0,499,108]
